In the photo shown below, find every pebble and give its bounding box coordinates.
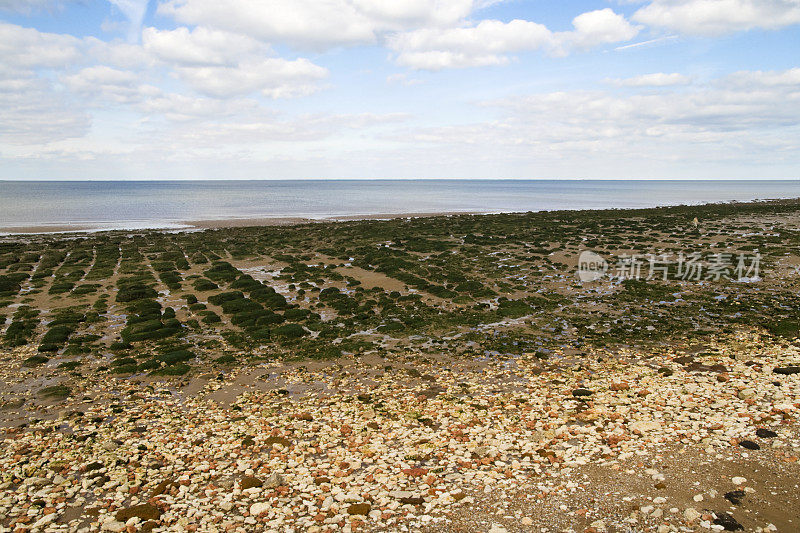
[737,388,756,400]
[685,508,702,522]
[1,332,798,532]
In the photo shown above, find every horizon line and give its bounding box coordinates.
[1,177,799,182]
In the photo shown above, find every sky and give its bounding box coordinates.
[0,0,799,180]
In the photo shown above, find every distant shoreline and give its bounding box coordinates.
[0,211,485,235]
[4,196,800,236]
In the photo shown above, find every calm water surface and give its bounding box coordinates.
[0,180,798,232]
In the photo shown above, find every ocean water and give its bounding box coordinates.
[0,180,798,232]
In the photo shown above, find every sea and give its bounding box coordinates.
[1,180,799,233]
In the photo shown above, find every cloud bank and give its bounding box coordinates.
[1,0,799,178]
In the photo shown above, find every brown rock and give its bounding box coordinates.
[241,476,263,490]
[151,479,174,497]
[263,436,291,447]
[347,503,371,515]
[115,504,161,522]
[607,434,628,446]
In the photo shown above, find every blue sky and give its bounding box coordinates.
[1,0,799,179]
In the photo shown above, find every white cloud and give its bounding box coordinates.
[384,68,800,174]
[723,67,800,86]
[2,2,798,178]
[86,37,156,70]
[389,9,639,70]
[0,73,90,144]
[140,26,329,98]
[64,65,138,87]
[142,26,267,66]
[561,8,641,51]
[61,65,161,104]
[391,50,507,70]
[350,0,473,28]
[163,112,409,147]
[0,19,334,150]
[0,102,90,145]
[0,21,81,69]
[634,0,800,36]
[0,22,91,144]
[607,72,693,86]
[137,94,261,122]
[173,58,328,98]
[159,0,375,49]
[158,0,488,49]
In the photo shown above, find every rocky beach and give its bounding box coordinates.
[2,333,799,532]
[2,201,800,531]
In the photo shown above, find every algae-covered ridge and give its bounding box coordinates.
[1,199,800,377]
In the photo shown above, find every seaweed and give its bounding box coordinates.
[193,278,219,291]
[272,323,307,339]
[38,385,71,399]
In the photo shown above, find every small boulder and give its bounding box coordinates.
[713,512,744,531]
[240,476,263,490]
[264,436,292,447]
[263,473,285,489]
[684,508,701,522]
[151,478,174,496]
[724,490,745,505]
[347,503,371,515]
[250,502,270,516]
[737,388,756,400]
[115,503,161,522]
[756,428,778,438]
